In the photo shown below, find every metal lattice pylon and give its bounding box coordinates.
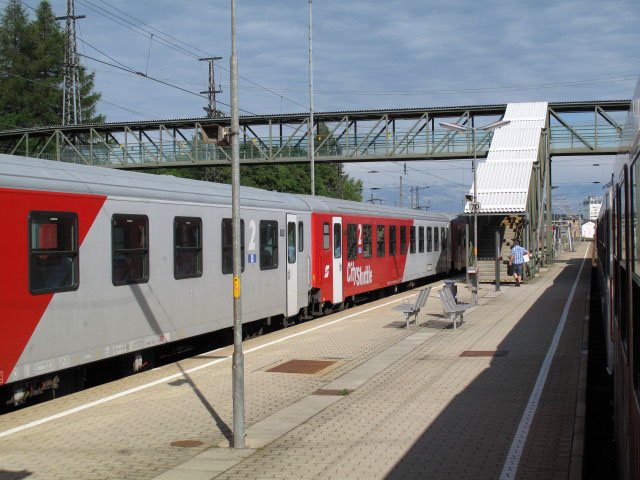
[57,0,85,125]
[199,57,223,118]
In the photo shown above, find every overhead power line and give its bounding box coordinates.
[0,70,156,120]
[75,0,308,110]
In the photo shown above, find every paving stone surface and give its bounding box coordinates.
[0,246,591,480]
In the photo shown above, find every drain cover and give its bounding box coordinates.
[313,389,353,396]
[267,359,335,374]
[460,350,509,357]
[171,440,203,448]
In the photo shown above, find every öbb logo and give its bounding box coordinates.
[346,262,373,286]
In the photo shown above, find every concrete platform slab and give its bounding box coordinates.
[0,245,592,480]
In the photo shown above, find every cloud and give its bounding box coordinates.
[41,0,639,211]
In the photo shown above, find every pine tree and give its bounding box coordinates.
[0,0,33,129]
[0,0,103,129]
[26,0,64,126]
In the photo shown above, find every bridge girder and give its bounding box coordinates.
[0,100,629,169]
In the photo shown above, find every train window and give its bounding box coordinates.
[419,226,425,253]
[260,220,278,270]
[377,225,385,257]
[221,219,245,274]
[287,222,296,264]
[298,221,304,253]
[363,224,372,258]
[333,223,341,259]
[616,183,628,355]
[433,227,439,251]
[175,217,203,279]
[632,160,638,274]
[400,226,407,254]
[409,226,416,254]
[323,222,330,250]
[427,227,433,252]
[621,179,626,263]
[441,228,447,251]
[346,224,357,260]
[389,225,396,256]
[112,214,149,286]
[635,284,640,394]
[29,211,79,294]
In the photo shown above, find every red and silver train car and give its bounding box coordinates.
[595,79,640,479]
[0,155,463,407]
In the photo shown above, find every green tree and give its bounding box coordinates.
[0,0,103,130]
[0,0,34,129]
[150,122,363,201]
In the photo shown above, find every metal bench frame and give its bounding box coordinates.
[437,288,475,330]
[392,287,432,329]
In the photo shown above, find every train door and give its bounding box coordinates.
[286,214,298,316]
[332,216,343,304]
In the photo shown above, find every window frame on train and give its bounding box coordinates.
[400,226,407,255]
[389,225,396,256]
[287,221,296,264]
[410,226,416,254]
[377,225,385,257]
[363,224,372,258]
[333,222,342,259]
[112,214,149,286]
[346,223,357,260]
[260,220,279,270]
[433,226,439,251]
[221,218,245,274]
[28,211,79,295]
[427,227,433,252]
[631,156,640,395]
[174,216,203,280]
[323,222,330,250]
[298,221,304,253]
[419,226,425,253]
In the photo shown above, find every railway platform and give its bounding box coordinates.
[0,244,592,480]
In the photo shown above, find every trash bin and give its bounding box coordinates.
[467,266,479,293]
[443,280,457,303]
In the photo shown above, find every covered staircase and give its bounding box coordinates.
[477,216,525,283]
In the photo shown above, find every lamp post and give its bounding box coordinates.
[439,120,510,268]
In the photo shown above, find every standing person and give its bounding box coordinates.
[509,240,529,287]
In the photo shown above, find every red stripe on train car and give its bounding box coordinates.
[0,188,106,385]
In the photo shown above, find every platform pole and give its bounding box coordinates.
[495,230,501,292]
[230,0,245,449]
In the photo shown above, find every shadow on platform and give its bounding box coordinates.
[385,256,588,479]
[0,470,32,480]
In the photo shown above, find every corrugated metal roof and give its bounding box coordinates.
[465,101,547,213]
[0,100,628,137]
[473,161,534,190]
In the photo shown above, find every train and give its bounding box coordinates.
[595,78,639,480]
[0,155,468,408]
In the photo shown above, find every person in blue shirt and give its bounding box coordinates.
[509,240,530,287]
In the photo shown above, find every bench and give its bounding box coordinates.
[437,287,476,330]
[392,287,432,329]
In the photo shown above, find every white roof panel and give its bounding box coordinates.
[489,127,542,151]
[465,101,547,213]
[486,150,539,162]
[503,102,548,122]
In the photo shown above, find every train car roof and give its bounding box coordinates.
[298,195,453,221]
[0,155,313,212]
[0,155,458,220]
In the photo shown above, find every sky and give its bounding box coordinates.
[25,0,640,213]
